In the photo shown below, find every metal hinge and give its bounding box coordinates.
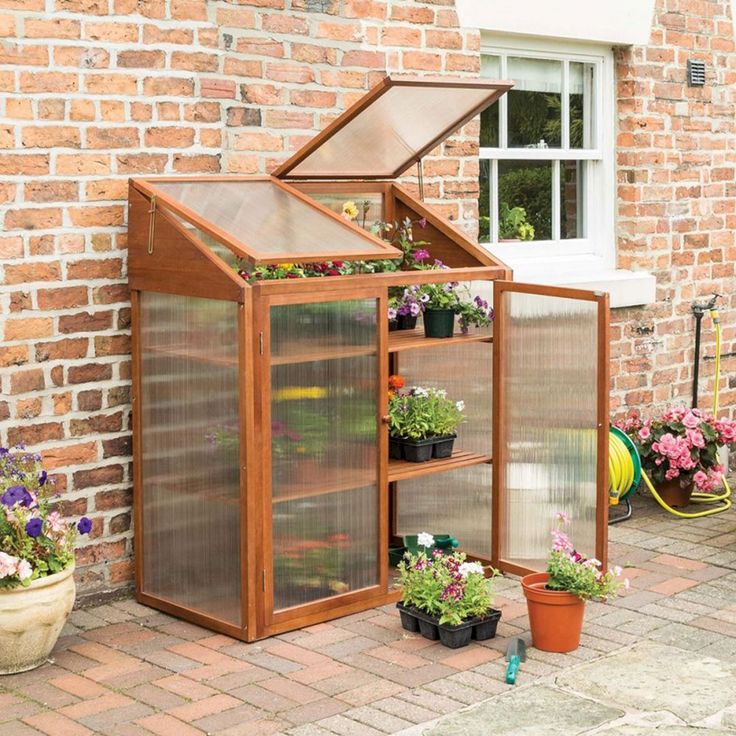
[147,195,157,255]
[259,332,264,354]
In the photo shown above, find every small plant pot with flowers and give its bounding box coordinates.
[521,513,626,653]
[0,447,92,675]
[388,376,465,462]
[411,274,494,340]
[397,534,501,649]
[616,407,736,507]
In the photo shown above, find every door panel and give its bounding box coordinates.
[492,281,609,576]
[263,291,385,626]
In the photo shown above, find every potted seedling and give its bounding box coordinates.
[521,513,626,653]
[396,533,501,649]
[388,377,465,462]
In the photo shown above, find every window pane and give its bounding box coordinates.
[561,161,584,239]
[570,62,594,149]
[507,57,562,149]
[479,159,490,244]
[480,55,500,148]
[498,160,552,241]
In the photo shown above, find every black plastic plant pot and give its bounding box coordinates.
[438,620,474,649]
[417,617,440,640]
[389,319,398,332]
[389,437,404,460]
[401,438,435,463]
[472,608,502,641]
[397,314,418,331]
[423,308,455,338]
[396,603,420,632]
[432,435,456,458]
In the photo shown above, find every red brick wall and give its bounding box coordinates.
[611,0,736,420]
[0,0,480,598]
[2,0,734,598]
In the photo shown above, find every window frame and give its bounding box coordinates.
[480,34,616,278]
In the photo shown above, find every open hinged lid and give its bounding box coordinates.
[273,75,512,180]
[132,176,402,266]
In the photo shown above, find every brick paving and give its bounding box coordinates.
[2,487,736,735]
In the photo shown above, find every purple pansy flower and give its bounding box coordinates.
[413,248,430,262]
[25,517,43,538]
[38,470,47,486]
[77,517,92,535]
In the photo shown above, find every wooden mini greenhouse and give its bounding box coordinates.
[128,76,610,641]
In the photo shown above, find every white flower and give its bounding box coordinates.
[17,559,32,581]
[582,558,601,569]
[458,562,484,578]
[612,565,623,577]
[456,401,465,412]
[417,532,435,548]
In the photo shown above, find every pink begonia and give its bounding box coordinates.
[716,419,736,444]
[664,468,680,481]
[685,428,705,449]
[0,551,19,579]
[693,470,708,488]
[638,426,651,440]
[17,559,32,581]
[681,411,701,429]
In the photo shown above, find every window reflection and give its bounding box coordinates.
[507,57,562,149]
[499,161,552,241]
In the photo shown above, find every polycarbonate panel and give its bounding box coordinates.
[397,465,492,560]
[140,293,241,625]
[152,180,398,261]
[499,291,599,567]
[282,83,505,179]
[398,341,492,456]
[270,299,379,611]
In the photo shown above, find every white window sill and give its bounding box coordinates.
[493,254,656,308]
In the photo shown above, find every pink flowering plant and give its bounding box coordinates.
[397,535,498,626]
[616,407,736,492]
[0,446,91,589]
[546,513,625,600]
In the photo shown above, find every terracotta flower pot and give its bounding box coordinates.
[0,564,76,675]
[521,571,585,653]
[654,478,694,508]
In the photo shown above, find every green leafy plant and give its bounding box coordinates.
[545,513,626,601]
[398,538,498,626]
[499,202,535,241]
[0,447,91,589]
[388,381,465,440]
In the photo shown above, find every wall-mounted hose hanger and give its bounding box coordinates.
[687,59,706,87]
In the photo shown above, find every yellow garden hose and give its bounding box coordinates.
[609,307,731,518]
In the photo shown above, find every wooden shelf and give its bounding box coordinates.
[388,451,491,482]
[273,467,374,504]
[271,343,375,367]
[388,328,492,353]
[147,344,238,368]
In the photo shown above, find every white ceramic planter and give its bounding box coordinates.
[0,564,76,675]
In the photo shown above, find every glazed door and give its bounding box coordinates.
[259,288,388,635]
[492,281,609,576]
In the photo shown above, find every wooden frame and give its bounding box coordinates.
[129,74,610,642]
[273,75,513,180]
[491,281,610,578]
[130,177,402,267]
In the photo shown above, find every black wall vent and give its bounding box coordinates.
[687,59,706,87]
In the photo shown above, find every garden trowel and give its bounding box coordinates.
[504,638,526,684]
